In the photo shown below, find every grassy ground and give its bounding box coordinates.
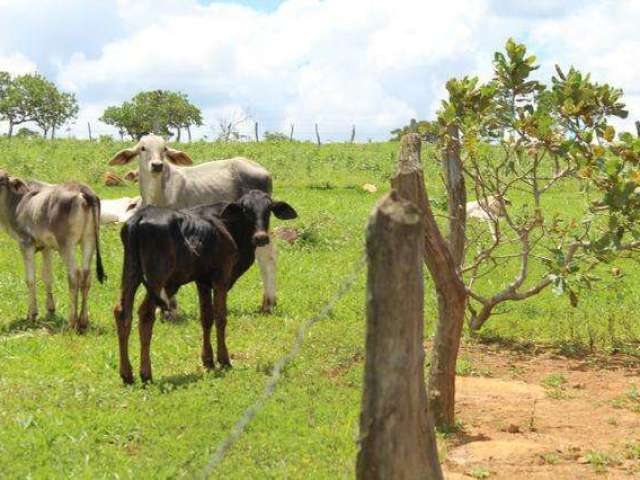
[0,137,639,478]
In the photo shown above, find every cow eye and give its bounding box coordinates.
[140,146,146,152]
[164,147,168,152]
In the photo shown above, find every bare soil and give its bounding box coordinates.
[442,343,640,479]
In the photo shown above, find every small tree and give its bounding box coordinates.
[263,130,289,142]
[0,72,34,137]
[423,38,639,429]
[100,90,202,140]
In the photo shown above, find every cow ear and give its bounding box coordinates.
[165,148,193,166]
[272,201,297,220]
[221,202,244,220]
[9,177,29,194]
[109,147,139,165]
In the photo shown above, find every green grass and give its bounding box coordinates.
[1,137,640,477]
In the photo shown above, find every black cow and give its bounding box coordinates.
[113,190,298,384]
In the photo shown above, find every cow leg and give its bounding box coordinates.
[138,293,157,383]
[20,244,38,321]
[213,284,230,367]
[61,245,80,330]
[41,249,55,315]
[197,283,215,370]
[78,237,95,331]
[114,278,139,385]
[255,242,277,313]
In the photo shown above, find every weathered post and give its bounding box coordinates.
[356,190,443,480]
[635,120,640,138]
[289,122,294,141]
[254,121,259,142]
[315,123,321,146]
[350,124,356,143]
[87,122,93,141]
[391,133,467,429]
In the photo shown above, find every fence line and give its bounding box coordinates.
[200,254,366,478]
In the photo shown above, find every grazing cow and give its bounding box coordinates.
[466,194,511,240]
[0,170,105,331]
[100,196,142,225]
[109,134,280,314]
[113,190,297,384]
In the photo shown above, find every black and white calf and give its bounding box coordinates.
[113,190,297,384]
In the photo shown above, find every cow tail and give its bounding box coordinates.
[82,192,106,284]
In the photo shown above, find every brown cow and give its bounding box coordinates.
[0,170,105,331]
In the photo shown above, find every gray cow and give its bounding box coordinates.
[109,134,279,313]
[0,170,105,331]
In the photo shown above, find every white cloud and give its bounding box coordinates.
[0,53,36,75]
[1,0,640,140]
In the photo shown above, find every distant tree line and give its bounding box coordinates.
[100,90,203,141]
[0,71,79,138]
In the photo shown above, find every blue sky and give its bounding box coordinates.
[0,0,638,140]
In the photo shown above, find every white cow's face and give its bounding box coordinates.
[108,134,193,175]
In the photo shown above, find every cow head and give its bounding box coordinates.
[108,134,193,176]
[222,190,297,247]
[0,170,29,197]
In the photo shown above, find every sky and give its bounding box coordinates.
[0,0,639,141]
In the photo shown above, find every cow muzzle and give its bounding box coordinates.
[150,162,164,173]
[253,232,270,247]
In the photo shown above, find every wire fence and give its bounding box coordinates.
[200,253,366,478]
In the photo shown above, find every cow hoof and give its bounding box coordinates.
[121,373,135,385]
[46,307,56,316]
[140,372,153,384]
[75,323,88,335]
[27,311,38,322]
[202,357,215,370]
[260,295,276,314]
[162,309,179,322]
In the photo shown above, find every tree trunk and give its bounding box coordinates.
[43,128,48,139]
[429,125,468,429]
[51,127,56,140]
[356,191,442,480]
[391,133,467,430]
[444,124,466,266]
[176,127,181,142]
[187,125,192,143]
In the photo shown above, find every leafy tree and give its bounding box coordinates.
[263,130,289,142]
[100,90,202,141]
[0,72,78,138]
[417,38,638,429]
[390,118,439,142]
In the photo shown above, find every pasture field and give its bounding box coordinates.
[1,137,640,478]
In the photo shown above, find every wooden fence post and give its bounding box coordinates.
[315,123,321,146]
[356,190,443,480]
[87,122,93,141]
[254,121,259,142]
[635,120,640,137]
[290,123,294,141]
[350,124,356,143]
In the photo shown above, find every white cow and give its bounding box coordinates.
[100,196,141,225]
[466,194,511,240]
[109,134,279,313]
[0,170,104,331]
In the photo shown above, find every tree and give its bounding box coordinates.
[215,110,251,142]
[390,118,439,142]
[0,72,33,137]
[263,130,289,142]
[100,90,202,141]
[0,73,78,138]
[422,38,637,429]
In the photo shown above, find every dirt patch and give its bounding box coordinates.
[443,344,640,479]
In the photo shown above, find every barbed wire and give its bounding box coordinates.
[200,253,366,478]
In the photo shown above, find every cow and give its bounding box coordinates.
[108,134,280,315]
[466,194,511,240]
[100,196,142,225]
[113,190,297,384]
[0,170,105,332]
